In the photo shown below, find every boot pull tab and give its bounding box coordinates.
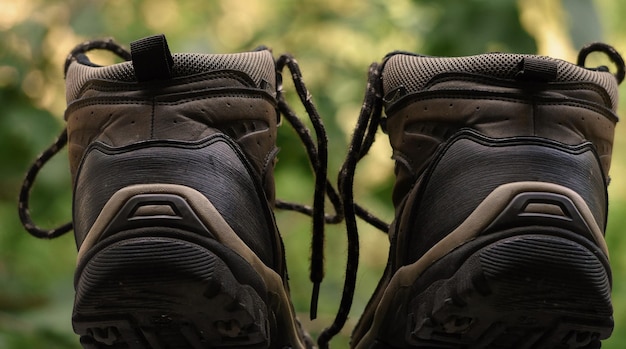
[515,57,558,82]
[130,34,175,82]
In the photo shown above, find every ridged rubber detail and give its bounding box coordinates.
[401,234,613,349]
[73,237,269,349]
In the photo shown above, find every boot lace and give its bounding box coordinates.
[316,62,387,349]
[274,55,391,323]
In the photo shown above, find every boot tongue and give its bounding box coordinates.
[130,34,175,82]
[515,56,558,82]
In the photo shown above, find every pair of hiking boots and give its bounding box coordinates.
[19,34,624,349]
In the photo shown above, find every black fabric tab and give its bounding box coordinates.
[515,57,558,82]
[130,34,175,82]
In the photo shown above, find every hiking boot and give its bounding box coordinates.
[349,44,625,348]
[19,34,317,349]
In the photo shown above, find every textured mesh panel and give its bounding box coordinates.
[383,53,619,110]
[66,50,275,102]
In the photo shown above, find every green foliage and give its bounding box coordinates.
[413,0,537,55]
[1,0,624,348]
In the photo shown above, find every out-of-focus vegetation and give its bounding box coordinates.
[1,0,624,348]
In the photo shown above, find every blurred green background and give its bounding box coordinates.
[1,0,625,348]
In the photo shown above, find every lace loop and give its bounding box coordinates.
[577,42,625,84]
[64,38,131,76]
[18,129,73,239]
[19,39,131,240]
